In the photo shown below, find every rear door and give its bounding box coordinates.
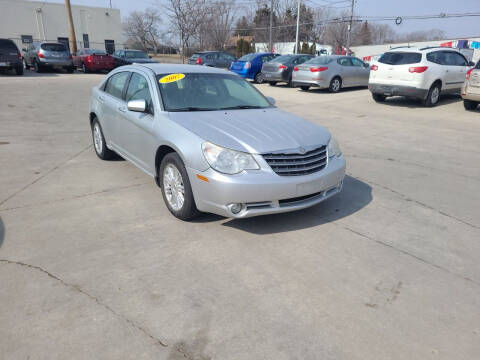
[0,39,19,66]
[101,71,131,147]
[117,71,156,173]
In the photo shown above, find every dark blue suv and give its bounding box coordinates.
[229,52,280,83]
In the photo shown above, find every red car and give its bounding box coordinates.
[73,48,114,73]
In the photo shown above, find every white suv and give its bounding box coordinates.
[369,46,474,106]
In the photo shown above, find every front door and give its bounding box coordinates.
[351,57,370,86]
[337,57,356,86]
[445,51,468,91]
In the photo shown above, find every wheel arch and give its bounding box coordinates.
[154,145,177,186]
[431,79,443,90]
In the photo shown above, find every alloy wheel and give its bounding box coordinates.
[93,123,103,154]
[163,164,185,211]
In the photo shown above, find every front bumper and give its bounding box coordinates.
[369,83,428,99]
[188,155,346,218]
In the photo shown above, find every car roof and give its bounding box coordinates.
[124,63,233,75]
[386,46,463,53]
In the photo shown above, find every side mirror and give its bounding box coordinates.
[468,61,475,67]
[266,96,276,105]
[127,99,147,113]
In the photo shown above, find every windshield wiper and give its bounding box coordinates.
[219,105,266,110]
[168,107,217,112]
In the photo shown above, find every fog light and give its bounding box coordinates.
[230,203,242,214]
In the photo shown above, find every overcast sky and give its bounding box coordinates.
[43,0,480,39]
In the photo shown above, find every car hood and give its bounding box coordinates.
[168,108,331,153]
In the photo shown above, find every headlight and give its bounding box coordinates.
[202,142,259,174]
[327,136,342,158]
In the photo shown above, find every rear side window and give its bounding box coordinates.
[379,52,422,65]
[104,72,130,99]
[427,51,447,65]
[338,58,353,66]
[0,39,18,51]
[41,43,66,52]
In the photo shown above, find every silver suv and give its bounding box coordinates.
[23,42,74,73]
[89,64,346,220]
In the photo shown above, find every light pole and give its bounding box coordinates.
[269,0,273,52]
[345,0,355,55]
[64,0,77,54]
[295,0,300,54]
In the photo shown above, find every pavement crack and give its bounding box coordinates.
[0,259,168,348]
[350,173,480,230]
[0,144,92,207]
[335,225,480,287]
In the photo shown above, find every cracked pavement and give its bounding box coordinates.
[0,72,479,359]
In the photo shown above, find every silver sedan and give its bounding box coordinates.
[292,55,370,92]
[89,64,346,220]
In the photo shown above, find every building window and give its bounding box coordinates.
[83,34,89,48]
[105,40,115,54]
[21,35,33,44]
[57,37,70,51]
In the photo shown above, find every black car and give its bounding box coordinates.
[112,49,158,68]
[0,38,23,75]
[188,51,236,68]
[261,54,315,86]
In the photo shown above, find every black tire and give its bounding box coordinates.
[269,81,277,86]
[159,153,199,220]
[33,59,42,73]
[463,99,478,110]
[15,65,24,76]
[23,59,29,70]
[254,72,264,84]
[329,76,342,93]
[372,93,386,102]
[91,118,115,160]
[82,63,89,73]
[300,86,310,91]
[423,82,441,107]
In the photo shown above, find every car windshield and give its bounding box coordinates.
[379,52,422,65]
[85,49,106,55]
[238,53,257,62]
[125,51,148,59]
[157,73,271,112]
[270,55,295,63]
[41,43,66,52]
[304,57,333,65]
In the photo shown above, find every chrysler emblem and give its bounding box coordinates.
[299,147,306,154]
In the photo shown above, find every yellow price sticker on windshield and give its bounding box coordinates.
[159,73,185,84]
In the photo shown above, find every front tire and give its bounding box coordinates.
[269,81,277,86]
[23,59,30,70]
[34,59,42,73]
[91,118,115,160]
[464,99,478,110]
[300,86,310,91]
[423,83,441,107]
[372,93,386,102]
[15,65,24,75]
[329,77,342,93]
[160,153,198,220]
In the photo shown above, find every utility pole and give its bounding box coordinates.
[64,0,77,54]
[269,0,273,52]
[295,0,300,54]
[345,0,355,55]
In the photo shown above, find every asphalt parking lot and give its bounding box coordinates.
[1,70,479,360]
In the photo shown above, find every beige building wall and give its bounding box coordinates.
[0,0,123,52]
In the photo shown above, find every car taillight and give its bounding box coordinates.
[370,64,378,71]
[279,64,287,69]
[17,51,22,59]
[244,62,251,69]
[86,55,92,62]
[310,66,328,72]
[466,68,473,80]
[409,66,428,73]
[37,51,45,58]
[69,54,73,59]
[196,57,202,65]
[293,66,299,71]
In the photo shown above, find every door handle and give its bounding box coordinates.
[118,106,127,113]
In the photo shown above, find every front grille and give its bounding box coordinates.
[262,145,327,176]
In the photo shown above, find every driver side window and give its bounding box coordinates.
[125,73,153,113]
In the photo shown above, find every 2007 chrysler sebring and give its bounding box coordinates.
[89,64,346,220]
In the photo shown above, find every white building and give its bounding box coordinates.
[255,42,332,56]
[0,0,123,53]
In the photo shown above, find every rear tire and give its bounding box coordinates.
[372,93,386,102]
[329,77,342,93]
[66,66,74,73]
[269,81,277,86]
[34,59,42,73]
[423,83,441,107]
[91,118,115,160]
[15,65,24,76]
[300,86,310,91]
[160,153,199,220]
[463,99,478,110]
